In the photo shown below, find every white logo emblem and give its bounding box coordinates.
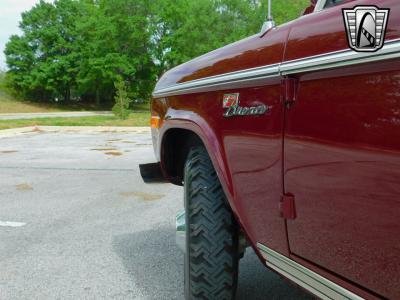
[343,6,389,52]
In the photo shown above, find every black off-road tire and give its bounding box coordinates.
[184,146,239,300]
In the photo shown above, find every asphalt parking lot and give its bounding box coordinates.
[0,128,313,300]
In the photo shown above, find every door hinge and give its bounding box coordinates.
[280,194,296,220]
[283,77,298,108]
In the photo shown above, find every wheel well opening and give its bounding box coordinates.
[162,129,204,185]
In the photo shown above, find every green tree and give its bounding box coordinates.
[75,0,155,106]
[5,34,38,99]
[271,0,309,25]
[112,79,132,119]
[0,69,6,90]
[5,0,84,102]
[4,0,309,106]
[148,0,308,76]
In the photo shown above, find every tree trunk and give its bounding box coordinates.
[64,86,71,103]
[96,88,100,107]
[95,80,100,107]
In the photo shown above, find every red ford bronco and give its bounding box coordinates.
[140,0,400,299]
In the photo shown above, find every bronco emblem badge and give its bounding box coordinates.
[343,6,389,52]
[223,93,268,118]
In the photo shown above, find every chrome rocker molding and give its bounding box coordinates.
[153,38,400,98]
[257,243,364,300]
[177,209,365,298]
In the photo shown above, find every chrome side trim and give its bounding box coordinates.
[257,243,364,300]
[153,64,280,98]
[280,38,400,75]
[153,39,400,98]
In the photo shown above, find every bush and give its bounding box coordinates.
[112,80,133,120]
[0,70,6,90]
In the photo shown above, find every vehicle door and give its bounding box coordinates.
[283,0,400,298]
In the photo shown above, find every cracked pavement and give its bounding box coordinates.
[0,129,313,300]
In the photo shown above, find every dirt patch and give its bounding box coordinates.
[100,130,121,133]
[122,141,136,144]
[31,127,44,133]
[120,192,164,201]
[0,150,18,154]
[91,148,117,151]
[105,151,123,156]
[107,139,122,142]
[16,184,33,191]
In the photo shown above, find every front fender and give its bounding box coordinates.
[159,110,234,203]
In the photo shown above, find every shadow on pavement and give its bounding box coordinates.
[113,227,315,300]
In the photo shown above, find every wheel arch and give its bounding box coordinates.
[160,128,204,186]
[159,119,233,200]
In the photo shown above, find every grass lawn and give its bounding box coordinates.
[0,113,150,130]
[0,91,68,113]
[0,90,150,114]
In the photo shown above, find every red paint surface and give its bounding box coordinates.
[151,0,400,298]
[155,25,291,90]
[156,80,290,257]
[284,2,400,298]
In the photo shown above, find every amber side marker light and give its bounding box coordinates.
[150,116,163,129]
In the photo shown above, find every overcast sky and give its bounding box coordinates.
[0,0,45,69]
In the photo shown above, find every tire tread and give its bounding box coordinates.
[185,147,238,300]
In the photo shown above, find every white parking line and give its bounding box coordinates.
[0,221,26,227]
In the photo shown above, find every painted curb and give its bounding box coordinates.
[0,126,150,138]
